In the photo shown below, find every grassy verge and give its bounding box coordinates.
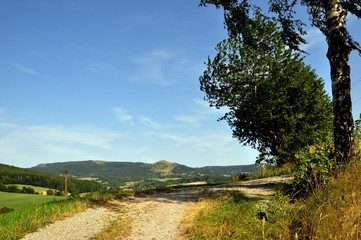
[186,191,292,239]
[0,197,89,240]
[187,159,361,239]
[291,160,361,239]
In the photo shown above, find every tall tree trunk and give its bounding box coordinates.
[325,0,355,163]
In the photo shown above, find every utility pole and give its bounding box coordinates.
[64,170,68,197]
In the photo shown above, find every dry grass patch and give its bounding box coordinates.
[91,199,132,240]
[177,201,209,239]
[91,216,131,240]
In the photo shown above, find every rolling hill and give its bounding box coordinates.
[30,160,256,186]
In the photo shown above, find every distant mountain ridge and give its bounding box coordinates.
[30,160,256,186]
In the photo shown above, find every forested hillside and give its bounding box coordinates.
[0,163,104,194]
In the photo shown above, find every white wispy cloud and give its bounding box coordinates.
[173,114,206,126]
[145,127,255,166]
[159,132,190,144]
[173,98,227,126]
[3,60,51,79]
[30,50,45,58]
[113,106,134,125]
[0,124,120,150]
[130,48,189,85]
[139,115,161,129]
[0,122,121,167]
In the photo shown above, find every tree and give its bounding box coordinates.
[200,15,333,165]
[200,0,361,164]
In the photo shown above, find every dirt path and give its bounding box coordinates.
[20,175,292,240]
[123,190,199,240]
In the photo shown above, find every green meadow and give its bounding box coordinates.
[0,191,65,210]
[0,192,88,240]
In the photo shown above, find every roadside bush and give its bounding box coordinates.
[230,173,248,182]
[292,144,336,197]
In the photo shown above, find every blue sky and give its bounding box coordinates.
[0,1,360,168]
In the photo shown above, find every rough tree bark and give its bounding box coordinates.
[325,0,355,163]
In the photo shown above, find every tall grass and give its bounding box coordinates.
[291,160,361,239]
[0,198,88,240]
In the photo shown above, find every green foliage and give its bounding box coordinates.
[200,0,361,53]
[1,185,37,194]
[200,15,332,165]
[21,186,35,194]
[242,163,295,181]
[292,145,336,197]
[46,189,54,195]
[201,0,359,166]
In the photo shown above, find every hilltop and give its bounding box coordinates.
[30,160,256,187]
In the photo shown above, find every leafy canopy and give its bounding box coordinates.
[200,15,333,165]
[200,0,361,54]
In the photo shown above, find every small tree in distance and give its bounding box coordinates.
[200,15,333,165]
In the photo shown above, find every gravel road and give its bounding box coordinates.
[123,192,195,240]
[20,175,292,240]
[21,206,119,240]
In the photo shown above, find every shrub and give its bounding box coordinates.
[292,144,336,197]
[46,189,54,196]
[21,186,35,194]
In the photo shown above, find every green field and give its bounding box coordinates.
[0,191,65,210]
